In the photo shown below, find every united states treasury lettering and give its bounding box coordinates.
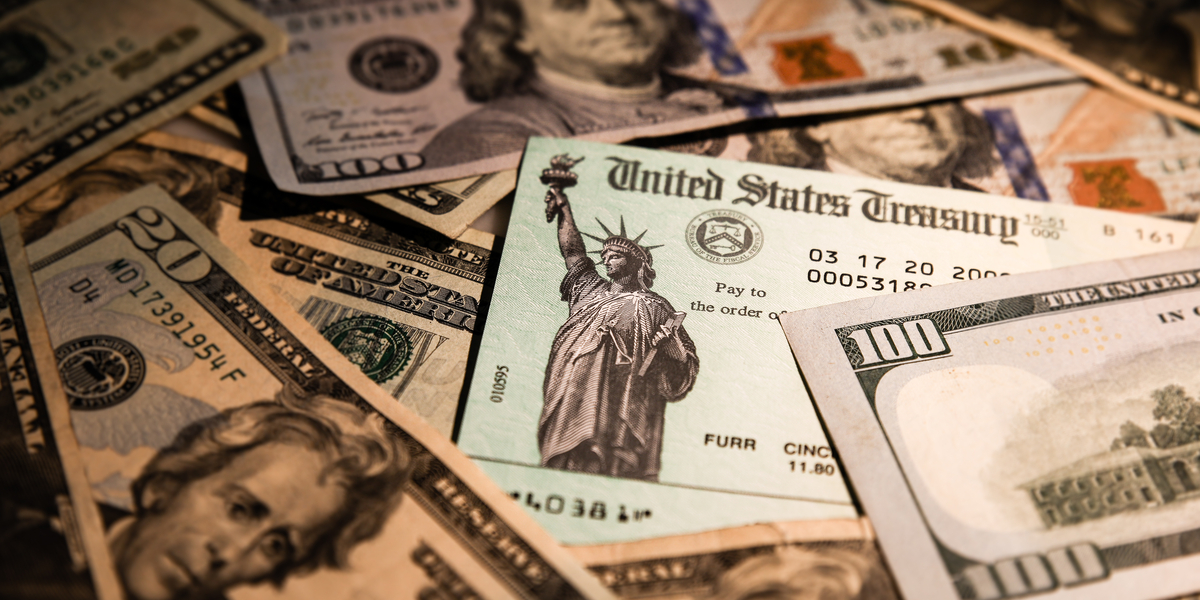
[601,152,1023,245]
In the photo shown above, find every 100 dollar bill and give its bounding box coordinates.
[0,0,285,212]
[656,81,1200,219]
[900,0,1200,128]
[238,0,1070,196]
[782,247,1200,600]
[182,89,515,238]
[364,169,516,238]
[24,186,613,600]
[456,137,1192,545]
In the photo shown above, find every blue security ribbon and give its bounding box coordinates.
[677,0,776,118]
[984,108,1049,202]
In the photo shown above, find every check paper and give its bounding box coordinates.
[457,137,1193,544]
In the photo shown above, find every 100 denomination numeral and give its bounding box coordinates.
[962,542,1107,599]
[847,318,949,367]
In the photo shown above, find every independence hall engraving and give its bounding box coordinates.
[1020,440,1200,528]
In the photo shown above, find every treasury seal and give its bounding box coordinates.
[348,37,438,93]
[0,30,47,89]
[54,336,146,410]
[322,315,412,383]
[685,210,763,265]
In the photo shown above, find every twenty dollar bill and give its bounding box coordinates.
[16,130,493,437]
[23,185,614,600]
[571,519,898,600]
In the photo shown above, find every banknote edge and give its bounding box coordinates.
[901,0,1200,127]
[0,213,125,600]
[0,0,286,212]
[23,184,617,600]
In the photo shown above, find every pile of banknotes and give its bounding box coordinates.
[5,0,1200,599]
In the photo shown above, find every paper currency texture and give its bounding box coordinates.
[237,0,1071,196]
[186,91,239,137]
[649,81,1200,219]
[364,169,517,238]
[22,185,615,600]
[570,519,899,600]
[0,213,120,600]
[180,88,514,237]
[782,247,1200,600]
[0,0,285,212]
[456,137,1192,545]
[901,0,1200,127]
[13,131,493,437]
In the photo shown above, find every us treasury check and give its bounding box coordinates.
[454,137,1193,545]
[23,186,615,600]
[781,248,1200,600]
[238,0,1071,195]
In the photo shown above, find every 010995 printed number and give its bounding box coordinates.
[490,365,508,402]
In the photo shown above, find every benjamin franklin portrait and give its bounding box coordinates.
[421,0,737,167]
[746,101,1000,191]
